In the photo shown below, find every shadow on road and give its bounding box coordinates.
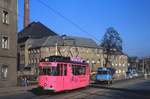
[29,86,88,96]
[91,82,150,97]
[29,87,62,96]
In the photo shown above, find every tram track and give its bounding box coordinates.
[25,85,105,99]
[42,87,105,99]
[0,77,144,99]
[26,80,129,99]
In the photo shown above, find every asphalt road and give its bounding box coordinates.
[0,78,150,99]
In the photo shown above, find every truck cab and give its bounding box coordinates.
[95,67,115,84]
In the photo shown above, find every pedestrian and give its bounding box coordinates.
[20,77,24,86]
[144,73,147,79]
[24,77,28,87]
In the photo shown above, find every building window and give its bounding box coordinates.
[2,36,9,49]
[28,60,30,64]
[34,49,36,53]
[2,10,9,24]
[37,58,39,63]
[119,69,121,74]
[37,49,40,53]
[31,59,33,64]
[1,65,8,80]
[35,58,37,63]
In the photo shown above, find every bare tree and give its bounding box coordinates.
[101,27,123,67]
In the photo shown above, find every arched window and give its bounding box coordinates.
[1,65,8,80]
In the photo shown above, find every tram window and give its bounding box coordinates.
[43,68,47,75]
[64,64,67,76]
[39,67,57,76]
[39,64,68,76]
[39,68,47,75]
[57,64,63,76]
[60,64,63,76]
[47,68,51,75]
[41,68,51,75]
[72,65,86,75]
[80,66,86,75]
[72,65,76,75]
[51,67,57,75]
[56,65,60,76]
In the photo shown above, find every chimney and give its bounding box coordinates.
[24,0,29,28]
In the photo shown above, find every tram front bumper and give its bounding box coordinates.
[44,87,55,90]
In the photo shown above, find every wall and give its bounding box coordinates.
[0,0,17,87]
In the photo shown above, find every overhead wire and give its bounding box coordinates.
[0,1,101,43]
[37,0,100,43]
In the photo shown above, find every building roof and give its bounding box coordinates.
[18,21,58,40]
[26,36,48,48]
[28,35,99,49]
[43,36,64,47]
[62,36,98,48]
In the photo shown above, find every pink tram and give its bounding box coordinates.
[38,56,90,92]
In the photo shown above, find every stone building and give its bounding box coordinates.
[18,23,128,79]
[138,57,150,74]
[109,53,128,78]
[18,22,58,70]
[25,35,104,75]
[0,0,17,87]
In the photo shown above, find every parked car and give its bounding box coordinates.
[126,71,133,79]
[132,71,138,77]
[126,70,138,79]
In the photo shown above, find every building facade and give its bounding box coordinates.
[110,54,128,78]
[26,36,128,78]
[0,0,17,87]
[18,23,128,79]
[17,22,58,70]
[21,35,104,76]
[138,57,150,74]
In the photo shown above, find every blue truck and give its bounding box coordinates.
[95,67,115,84]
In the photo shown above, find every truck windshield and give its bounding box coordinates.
[97,71,109,74]
[39,66,58,76]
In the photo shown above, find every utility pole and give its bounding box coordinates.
[143,58,145,73]
[55,43,58,56]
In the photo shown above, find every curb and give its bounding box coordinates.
[0,85,37,96]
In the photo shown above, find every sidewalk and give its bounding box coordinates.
[0,85,38,96]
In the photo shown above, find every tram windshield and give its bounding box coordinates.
[39,66,58,76]
[39,64,67,76]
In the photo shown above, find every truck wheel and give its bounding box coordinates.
[107,81,110,85]
[110,80,113,84]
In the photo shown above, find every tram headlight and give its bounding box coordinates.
[50,85,53,88]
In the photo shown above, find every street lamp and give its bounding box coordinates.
[143,58,145,73]
[91,60,95,72]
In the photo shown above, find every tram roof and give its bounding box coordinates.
[40,56,88,65]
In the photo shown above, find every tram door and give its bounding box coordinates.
[71,65,78,89]
[57,64,68,90]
